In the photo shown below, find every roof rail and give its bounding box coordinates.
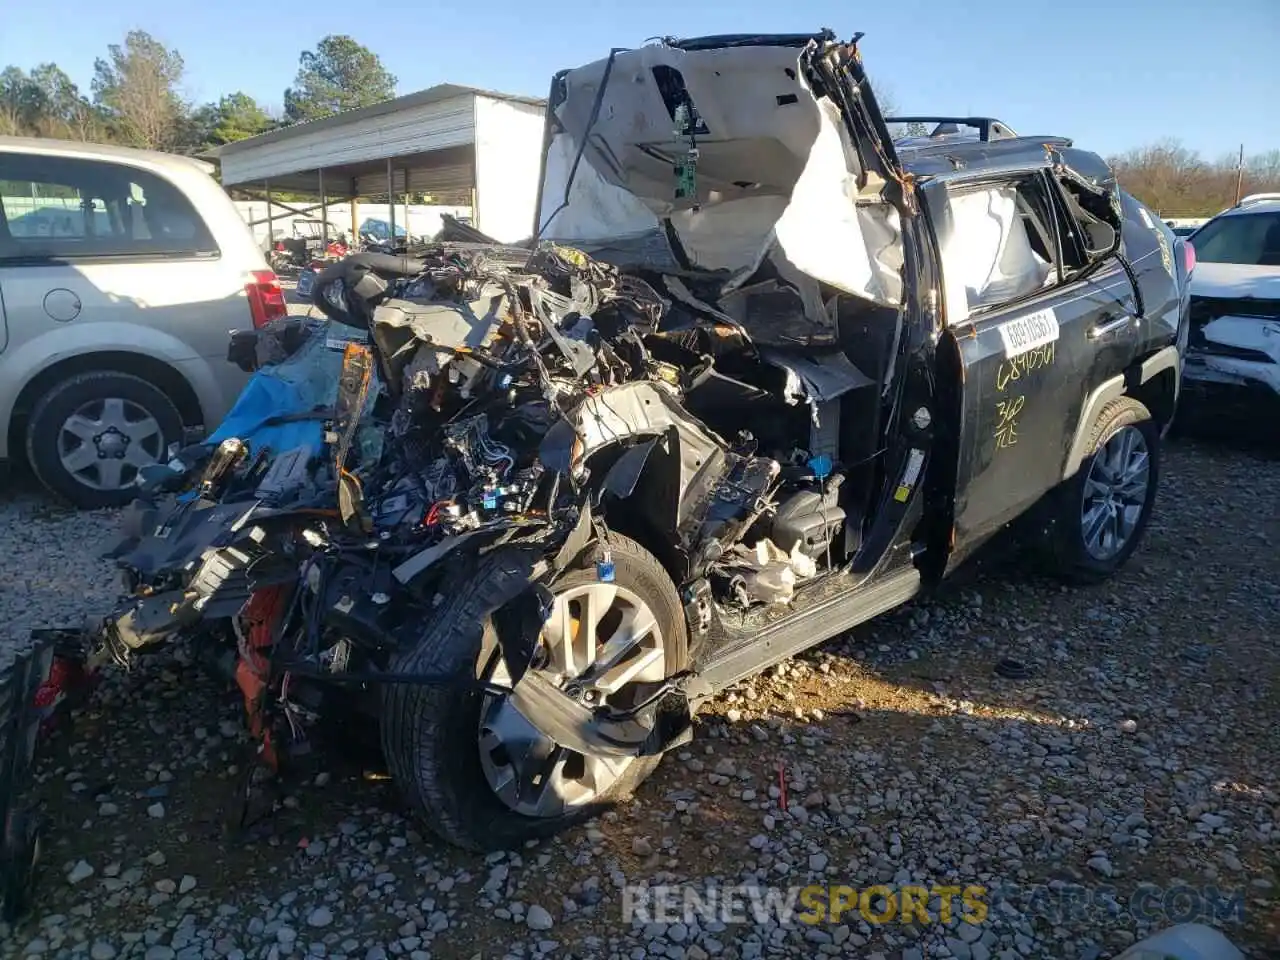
[1237,192,1280,207]
[885,116,1019,142]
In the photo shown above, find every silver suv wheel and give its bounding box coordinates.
[57,397,164,492]
[26,371,184,509]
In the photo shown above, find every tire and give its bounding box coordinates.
[26,371,184,509]
[0,810,43,923]
[380,534,688,851]
[1045,396,1160,584]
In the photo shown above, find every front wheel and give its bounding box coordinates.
[380,534,688,851]
[1045,396,1160,583]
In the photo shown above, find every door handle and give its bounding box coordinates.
[1089,313,1134,339]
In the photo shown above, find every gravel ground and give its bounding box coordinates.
[0,429,1277,960]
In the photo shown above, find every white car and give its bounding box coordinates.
[0,137,286,507]
[1184,193,1280,400]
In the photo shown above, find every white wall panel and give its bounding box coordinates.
[473,97,546,243]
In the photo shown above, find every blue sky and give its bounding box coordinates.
[2,0,1276,159]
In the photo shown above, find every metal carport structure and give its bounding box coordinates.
[209,84,547,245]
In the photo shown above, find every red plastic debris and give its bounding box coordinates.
[32,656,91,738]
[236,585,289,771]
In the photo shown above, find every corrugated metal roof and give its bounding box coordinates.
[208,84,545,159]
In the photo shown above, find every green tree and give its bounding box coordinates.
[0,67,34,135]
[283,35,396,123]
[92,30,187,149]
[0,64,105,141]
[191,92,275,149]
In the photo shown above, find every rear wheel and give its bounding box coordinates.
[1046,396,1160,583]
[26,371,183,509]
[380,535,687,850]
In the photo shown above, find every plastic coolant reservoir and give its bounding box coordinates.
[1114,924,1244,960]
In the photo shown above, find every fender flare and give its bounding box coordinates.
[1062,344,1180,480]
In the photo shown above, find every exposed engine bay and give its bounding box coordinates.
[102,228,897,686]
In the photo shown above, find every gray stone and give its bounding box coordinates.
[526,905,554,931]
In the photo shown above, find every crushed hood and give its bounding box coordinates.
[1191,262,1280,301]
[534,32,906,307]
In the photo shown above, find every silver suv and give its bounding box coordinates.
[0,137,283,507]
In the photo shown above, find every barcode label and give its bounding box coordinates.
[997,308,1060,359]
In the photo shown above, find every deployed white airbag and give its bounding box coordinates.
[939,185,1053,323]
[537,43,903,306]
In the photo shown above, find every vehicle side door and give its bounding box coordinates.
[931,169,1138,565]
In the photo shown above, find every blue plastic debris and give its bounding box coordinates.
[482,492,498,510]
[596,558,616,583]
[807,455,833,480]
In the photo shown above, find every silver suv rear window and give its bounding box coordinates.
[0,153,219,260]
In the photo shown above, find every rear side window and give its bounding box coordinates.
[0,153,218,260]
[1192,211,1280,266]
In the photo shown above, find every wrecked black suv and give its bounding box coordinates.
[73,31,1191,852]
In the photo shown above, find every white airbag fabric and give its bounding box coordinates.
[537,44,903,307]
[940,186,1053,323]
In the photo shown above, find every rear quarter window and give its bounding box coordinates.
[0,153,219,261]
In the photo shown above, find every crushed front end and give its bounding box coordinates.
[42,29,915,852]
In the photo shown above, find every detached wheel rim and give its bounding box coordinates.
[57,397,164,492]
[478,582,666,818]
[1081,424,1150,561]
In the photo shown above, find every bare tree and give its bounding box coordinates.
[1109,140,1280,217]
[92,30,187,150]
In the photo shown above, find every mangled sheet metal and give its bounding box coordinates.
[46,31,913,870]
[1194,314,1280,393]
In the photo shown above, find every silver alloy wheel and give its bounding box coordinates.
[57,397,164,491]
[1081,424,1150,561]
[478,582,667,818]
